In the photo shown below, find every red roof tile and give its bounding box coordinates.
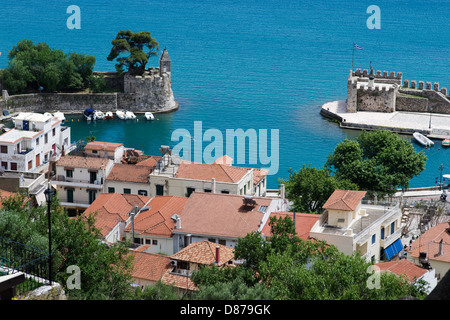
[56,155,112,169]
[106,163,153,183]
[83,193,152,238]
[171,241,234,266]
[175,161,250,183]
[125,196,188,238]
[85,141,123,151]
[175,192,274,238]
[161,272,198,291]
[322,189,367,211]
[261,212,320,240]
[408,222,450,263]
[375,259,428,283]
[128,249,172,283]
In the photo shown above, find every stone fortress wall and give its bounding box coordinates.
[347,68,450,115]
[0,48,178,114]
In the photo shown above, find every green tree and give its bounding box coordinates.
[326,130,427,196]
[107,30,159,75]
[280,165,358,213]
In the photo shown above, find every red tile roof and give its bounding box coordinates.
[85,141,123,151]
[261,212,320,240]
[171,241,234,266]
[128,249,172,283]
[135,156,160,167]
[106,163,153,183]
[56,155,112,169]
[408,222,450,263]
[375,259,428,283]
[161,272,198,291]
[175,161,250,183]
[83,193,152,238]
[124,196,188,238]
[322,189,367,211]
[213,155,233,166]
[175,192,274,238]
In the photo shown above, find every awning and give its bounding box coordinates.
[384,238,403,260]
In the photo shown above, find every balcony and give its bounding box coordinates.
[380,228,402,248]
[51,176,103,189]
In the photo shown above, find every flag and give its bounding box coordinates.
[353,44,364,50]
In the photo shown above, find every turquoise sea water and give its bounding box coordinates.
[1,0,449,189]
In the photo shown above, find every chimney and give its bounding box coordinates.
[176,217,181,229]
[438,239,443,256]
[215,246,220,265]
[280,184,285,200]
[212,178,216,194]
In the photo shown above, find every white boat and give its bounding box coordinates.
[105,111,113,119]
[125,111,136,120]
[94,110,105,120]
[413,132,434,146]
[116,110,126,120]
[44,112,53,118]
[144,112,154,120]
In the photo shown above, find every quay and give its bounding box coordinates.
[321,100,450,140]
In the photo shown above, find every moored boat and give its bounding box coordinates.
[442,139,450,147]
[105,111,113,119]
[116,110,126,120]
[125,110,136,120]
[53,111,65,124]
[144,112,154,120]
[83,108,95,121]
[94,110,105,120]
[413,132,434,146]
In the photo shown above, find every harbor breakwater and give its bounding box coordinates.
[0,68,178,114]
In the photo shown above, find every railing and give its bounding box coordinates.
[0,237,50,295]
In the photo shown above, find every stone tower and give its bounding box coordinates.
[159,47,171,76]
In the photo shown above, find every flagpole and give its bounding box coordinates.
[352,43,355,71]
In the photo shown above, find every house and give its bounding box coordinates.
[105,163,153,196]
[128,246,172,288]
[172,192,288,252]
[123,195,188,255]
[374,259,437,294]
[82,192,152,243]
[148,151,268,198]
[309,189,403,263]
[51,155,114,215]
[161,240,235,292]
[83,141,124,163]
[261,211,320,240]
[0,112,71,173]
[407,221,450,281]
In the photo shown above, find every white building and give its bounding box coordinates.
[51,155,114,215]
[310,190,403,263]
[0,112,71,173]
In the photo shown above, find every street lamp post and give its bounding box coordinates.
[44,186,54,285]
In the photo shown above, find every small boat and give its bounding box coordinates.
[413,132,434,146]
[83,108,95,121]
[53,111,66,124]
[94,110,105,120]
[144,112,154,120]
[125,111,136,120]
[104,111,113,119]
[116,110,126,120]
[442,139,450,147]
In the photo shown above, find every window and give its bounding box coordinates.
[138,190,148,196]
[371,234,376,245]
[258,205,268,213]
[204,189,211,193]
[381,227,385,240]
[89,171,97,184]
[156,184,164,196]
[52,128,56,136]
[44,133,48,144]
[221,190,230,194]
[66,169,73,178]
[186,187,195,197]
[152,240,158,245]
[92,150,98,154]
[123,188,131,194]
[1,145,7,154]
[28,161,32,170]
[219,239,226,246]
[88,190,96,204]
[36,137,39,145]
[145,239,151,245]
[1,162,7,170]
[108,187,115,193]
[391,221,395,234]
[10,162,17,171]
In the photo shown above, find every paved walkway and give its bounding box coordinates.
[322,100,450,139]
